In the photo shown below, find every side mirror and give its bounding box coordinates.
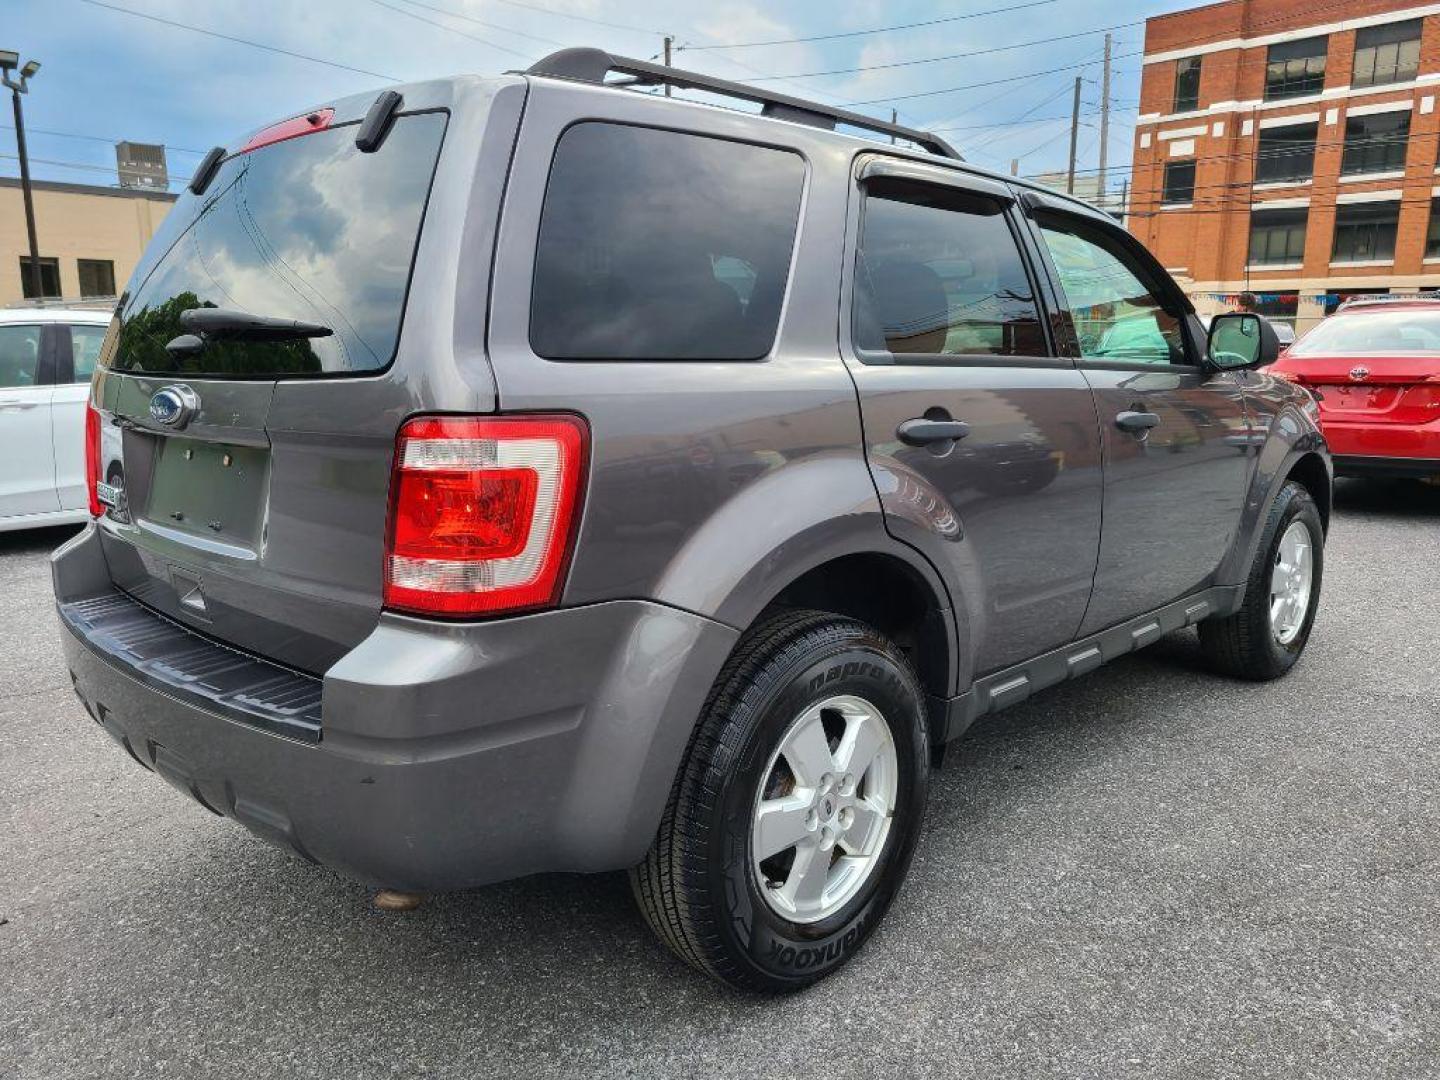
[1206,312,1279,371]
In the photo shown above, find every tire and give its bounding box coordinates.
[1200,480,1324,680]
[630,609,930,992]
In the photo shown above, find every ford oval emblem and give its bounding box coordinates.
[1348,366,1370,382]
[149,385,199,428]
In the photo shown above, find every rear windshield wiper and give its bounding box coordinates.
[166,308,333,355]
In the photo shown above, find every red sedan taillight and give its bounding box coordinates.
[383,415,588,617]
[84,401,103,517]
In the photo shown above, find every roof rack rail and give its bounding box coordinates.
[525,47,962,161]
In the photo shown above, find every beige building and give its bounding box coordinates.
[0,177,176,306]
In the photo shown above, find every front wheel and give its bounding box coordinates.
[630,609,930,992]
[1200,480,1324,680]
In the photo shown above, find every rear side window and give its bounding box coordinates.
[530,123,804,361]
[853,181,1046,361]
[0,324,42,388]
[70,324,107,383]
[106,112,447,378]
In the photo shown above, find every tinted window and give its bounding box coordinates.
[1173,56,1202,113]
[1255,123,1317,184]
[0,325,42,388]
[530,123,804,361]
[853,182,1045,360]
[1162,160,1195,204]
[1249,208,1308,265]
[1265,36,1327,100]
[1332,203,1400,263]
[1037,217,1187,366]
[1353,19,1421,88]
[70,324,107,383]
[107,113,447,378]
[1341,110,1410,175]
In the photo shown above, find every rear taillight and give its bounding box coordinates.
[84,401,103,517]
[383,414,588,617]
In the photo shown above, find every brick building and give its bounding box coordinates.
[1129,0,1440,331]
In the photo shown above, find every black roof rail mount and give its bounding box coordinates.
[525,47,962,161]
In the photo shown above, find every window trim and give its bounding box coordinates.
[1022,203,1201,372]
[844,159,1067,369]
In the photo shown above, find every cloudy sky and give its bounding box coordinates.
[4,0,1174,196]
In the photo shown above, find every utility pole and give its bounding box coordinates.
[1066,75,1082,195]
[1011,158,1019,176]
[1,50,42,300]
[1098,32,1112,212]
[890,108,897,144]
[662,36,672,96]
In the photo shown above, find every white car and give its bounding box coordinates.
[0,306,111,531]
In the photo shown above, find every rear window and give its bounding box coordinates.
[1290,307,1440,356]
[529,122,805,361]
[104,112,446,378]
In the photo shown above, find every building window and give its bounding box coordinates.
[18,256,61,299]
[1173,56,1201,112]
[1250,292,1299,328]
[76,259,116,299]
[1265,36,1327,100]
[1332,203,1400,263]
[1341,110,1410,176]
[1426,200,1440,258]
[1161,160,1195,205]
[1352,19,1422,89]
[1248,208,1309,265]
[1254,123,1317,184]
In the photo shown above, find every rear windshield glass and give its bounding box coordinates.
[1290,307,1440,356]
[530,122,805,361]
[103,112,446,378]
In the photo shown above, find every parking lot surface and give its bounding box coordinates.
[3,479,1438,1080]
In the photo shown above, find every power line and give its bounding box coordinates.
[847,50,1112,106]
[367,0,541,61]
[76,0,400,81]
[746,21,1147,83]
[474,0,666,37]
[679,0,1060,51]
[1,123,209,156]
[1,151,191,185]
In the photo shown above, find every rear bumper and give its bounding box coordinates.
[1321,416,1440,470]
[54,524,738,890]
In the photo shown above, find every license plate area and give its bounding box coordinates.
[1316,384,1398,413]
[140,438,270,551]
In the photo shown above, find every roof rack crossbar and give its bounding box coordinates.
[524,47,962,161]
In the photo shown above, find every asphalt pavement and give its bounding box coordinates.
[3,478,1438,1079]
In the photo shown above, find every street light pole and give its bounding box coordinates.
[1,52,42,301]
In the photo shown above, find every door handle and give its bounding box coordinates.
[1115,410,1161,433]
[897,417,972,446]
[0,401,39,411]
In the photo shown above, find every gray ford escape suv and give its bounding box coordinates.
[53,48,1330,992]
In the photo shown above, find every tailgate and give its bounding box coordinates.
[86,82,516,674]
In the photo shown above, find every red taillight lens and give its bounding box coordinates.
[383,415,588,617]
[84,401,103,517]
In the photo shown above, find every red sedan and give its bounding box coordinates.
[1269,295,1440,480]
